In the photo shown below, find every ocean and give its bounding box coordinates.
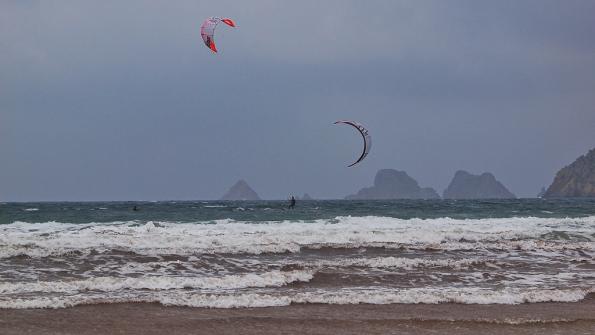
[1,199,594,309]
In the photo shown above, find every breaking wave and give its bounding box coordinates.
[1,216,594,258]
[2,288,593,309]
[0,270,314,295]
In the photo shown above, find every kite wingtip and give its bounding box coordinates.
[221,18,236,27]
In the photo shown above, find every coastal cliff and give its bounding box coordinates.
[544,148,595,197]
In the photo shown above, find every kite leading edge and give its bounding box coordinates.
[334,120,372,167]
[200,17,236,53]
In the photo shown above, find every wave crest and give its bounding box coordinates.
[1,216,594,258]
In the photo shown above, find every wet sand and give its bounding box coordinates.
[1,295,594,335]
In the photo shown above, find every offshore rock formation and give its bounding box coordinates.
[443,170,516,199]
[544,148,595,197]
[346,169,440,200]
[220,180,261,201]
[299,193,314,200]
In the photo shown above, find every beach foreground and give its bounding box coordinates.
[2,296,594,335]
[2,201,594,334]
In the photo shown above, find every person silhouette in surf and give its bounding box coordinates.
[288,196,296,209]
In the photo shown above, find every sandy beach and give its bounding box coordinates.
[2,295,594,335]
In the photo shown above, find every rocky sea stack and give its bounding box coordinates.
[346,169,440,200]
[443,170,515,199]
[299,193,314,200]
[220,180,261,201]
[544,148,595,197]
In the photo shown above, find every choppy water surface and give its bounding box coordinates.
[1,199,594,308]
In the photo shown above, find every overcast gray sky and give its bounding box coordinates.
[1,0,594,201]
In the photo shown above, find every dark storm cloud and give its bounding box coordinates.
[1,0,594,200]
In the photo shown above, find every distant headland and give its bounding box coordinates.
[544,148,595,197]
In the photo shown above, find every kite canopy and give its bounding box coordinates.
[200,17,236,53]
[334,120,372,167]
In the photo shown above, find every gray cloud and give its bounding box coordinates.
[1,0,594,200]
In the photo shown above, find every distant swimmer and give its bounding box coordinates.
[288,196,296,209]
[133,206,139,211]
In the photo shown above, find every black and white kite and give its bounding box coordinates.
[334,120,372,167]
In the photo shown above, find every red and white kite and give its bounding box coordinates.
[200,17,236,53]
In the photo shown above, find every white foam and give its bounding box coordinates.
[158,292,291,308]
[1,216,594,258]
[0,270,314,295]
[302,257,494,270]
[290,287,595,305]
[2,287,593,309]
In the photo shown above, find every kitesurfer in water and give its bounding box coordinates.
[288,196,296,209]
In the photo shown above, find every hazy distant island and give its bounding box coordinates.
[298,193,314,200]
[544,147,595,197]
[345,169,440,200]
[218,150,595,201]
[220,180,261,201]
[442,170,516,199]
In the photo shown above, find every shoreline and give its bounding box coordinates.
[1,295,594,335]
